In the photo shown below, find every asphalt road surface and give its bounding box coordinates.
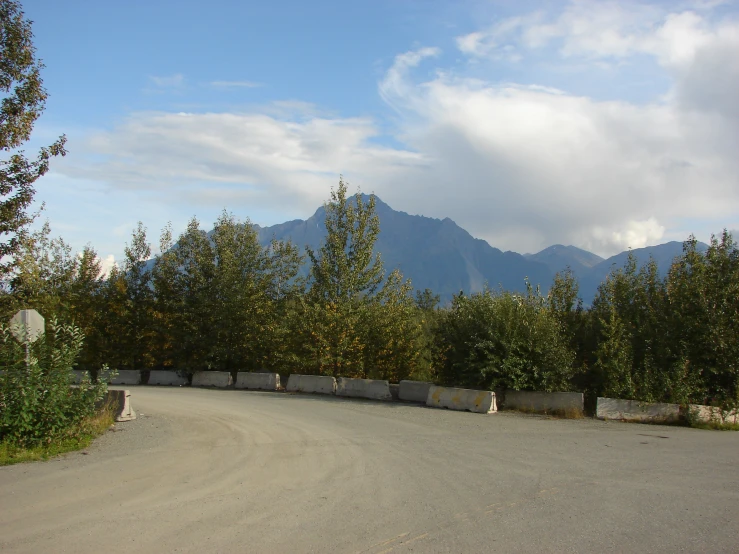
[1,387,737,553]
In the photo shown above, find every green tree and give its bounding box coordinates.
[307,178,383,303]
[666,232,739,408]
[150,222,181,369]
[300,178,383,375]
[436,282,576,392]
[2,222,76,320]
[0,1,66,275]
[120,222,153,370]
[168,217,215,372]
[296,177,427,379]
[70,246,106,370]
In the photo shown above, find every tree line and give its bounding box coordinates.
[2,178,738,412]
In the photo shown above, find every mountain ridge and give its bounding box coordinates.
[252,194,709,304]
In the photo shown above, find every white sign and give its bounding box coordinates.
[10,309,45,344]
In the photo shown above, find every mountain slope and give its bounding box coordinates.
[525,245,604,274]
[255,196,553,299]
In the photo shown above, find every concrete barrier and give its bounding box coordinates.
[148,370,189,386]
[398,380,434,403]
[596,397,680,423]
[426,386,497,414]
[192,371,232,388]
[336,377,392,401]
[286,374,336,395]
[685,404,739,425]
[235,372,280,391]
[503,391,583,414]
[109,370,141,386]
[97,389,136,422]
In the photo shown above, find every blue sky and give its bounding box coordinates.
[19,0,739,270]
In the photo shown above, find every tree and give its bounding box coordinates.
[150,222,181,369]
[0,1,66,276]
[307,177,383,303]
[300,178,384,376]
[296,177,428,379]
[435,282,576,392]
[2,221,76,320]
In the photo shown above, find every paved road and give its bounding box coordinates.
[1,387,737,553]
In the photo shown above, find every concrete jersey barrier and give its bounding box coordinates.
[286,374,336,395]
[96,389,136,422]
[426,385,497,414]
[336,377,392,401]
[596,397,680,423]
[235,372,280,390]
[504,391,583,413]
[148,371,189,386]
[109,370,141,386]
[398,380,434,403]
[686,404,739,425]
[192,371,232,388]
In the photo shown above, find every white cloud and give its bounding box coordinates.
[98,254,117,277]
[57,107,428,216]
[592,218,666,252]
[76,252,117,278]
[52,2,739,258]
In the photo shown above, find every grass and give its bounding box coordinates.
[504,405,585,419]
[0,407,116,466]
[687,420,739,431]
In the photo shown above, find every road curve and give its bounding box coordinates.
[1,387,738,553]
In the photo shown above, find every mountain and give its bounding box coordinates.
[255,196,553,300]
[524,245,604,274]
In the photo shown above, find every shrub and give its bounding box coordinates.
[0,318,112,447]
[435,283,576,392]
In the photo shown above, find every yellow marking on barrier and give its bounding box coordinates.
[431,388,443,403]
[475,392,485,408]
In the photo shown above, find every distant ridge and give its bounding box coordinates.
[254,195,552,300]
[524,245,604,274]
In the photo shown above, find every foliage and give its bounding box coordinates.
[0,317,111,447]
[294,177,427,379]
[148,212,305,373]
[436,282,576,392]
[0,405,115,465]
[0,0,66,276]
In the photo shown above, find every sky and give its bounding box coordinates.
[19,0,739,271]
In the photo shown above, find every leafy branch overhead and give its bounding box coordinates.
[0,0,66,276]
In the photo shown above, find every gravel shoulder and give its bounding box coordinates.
[1,387,737,553]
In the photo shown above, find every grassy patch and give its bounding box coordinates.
[688,420,739,431]
[0,407,115,466]
[504,405,585,419]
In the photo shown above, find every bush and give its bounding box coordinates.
[435,283,576,392]
[0,318,112,447]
